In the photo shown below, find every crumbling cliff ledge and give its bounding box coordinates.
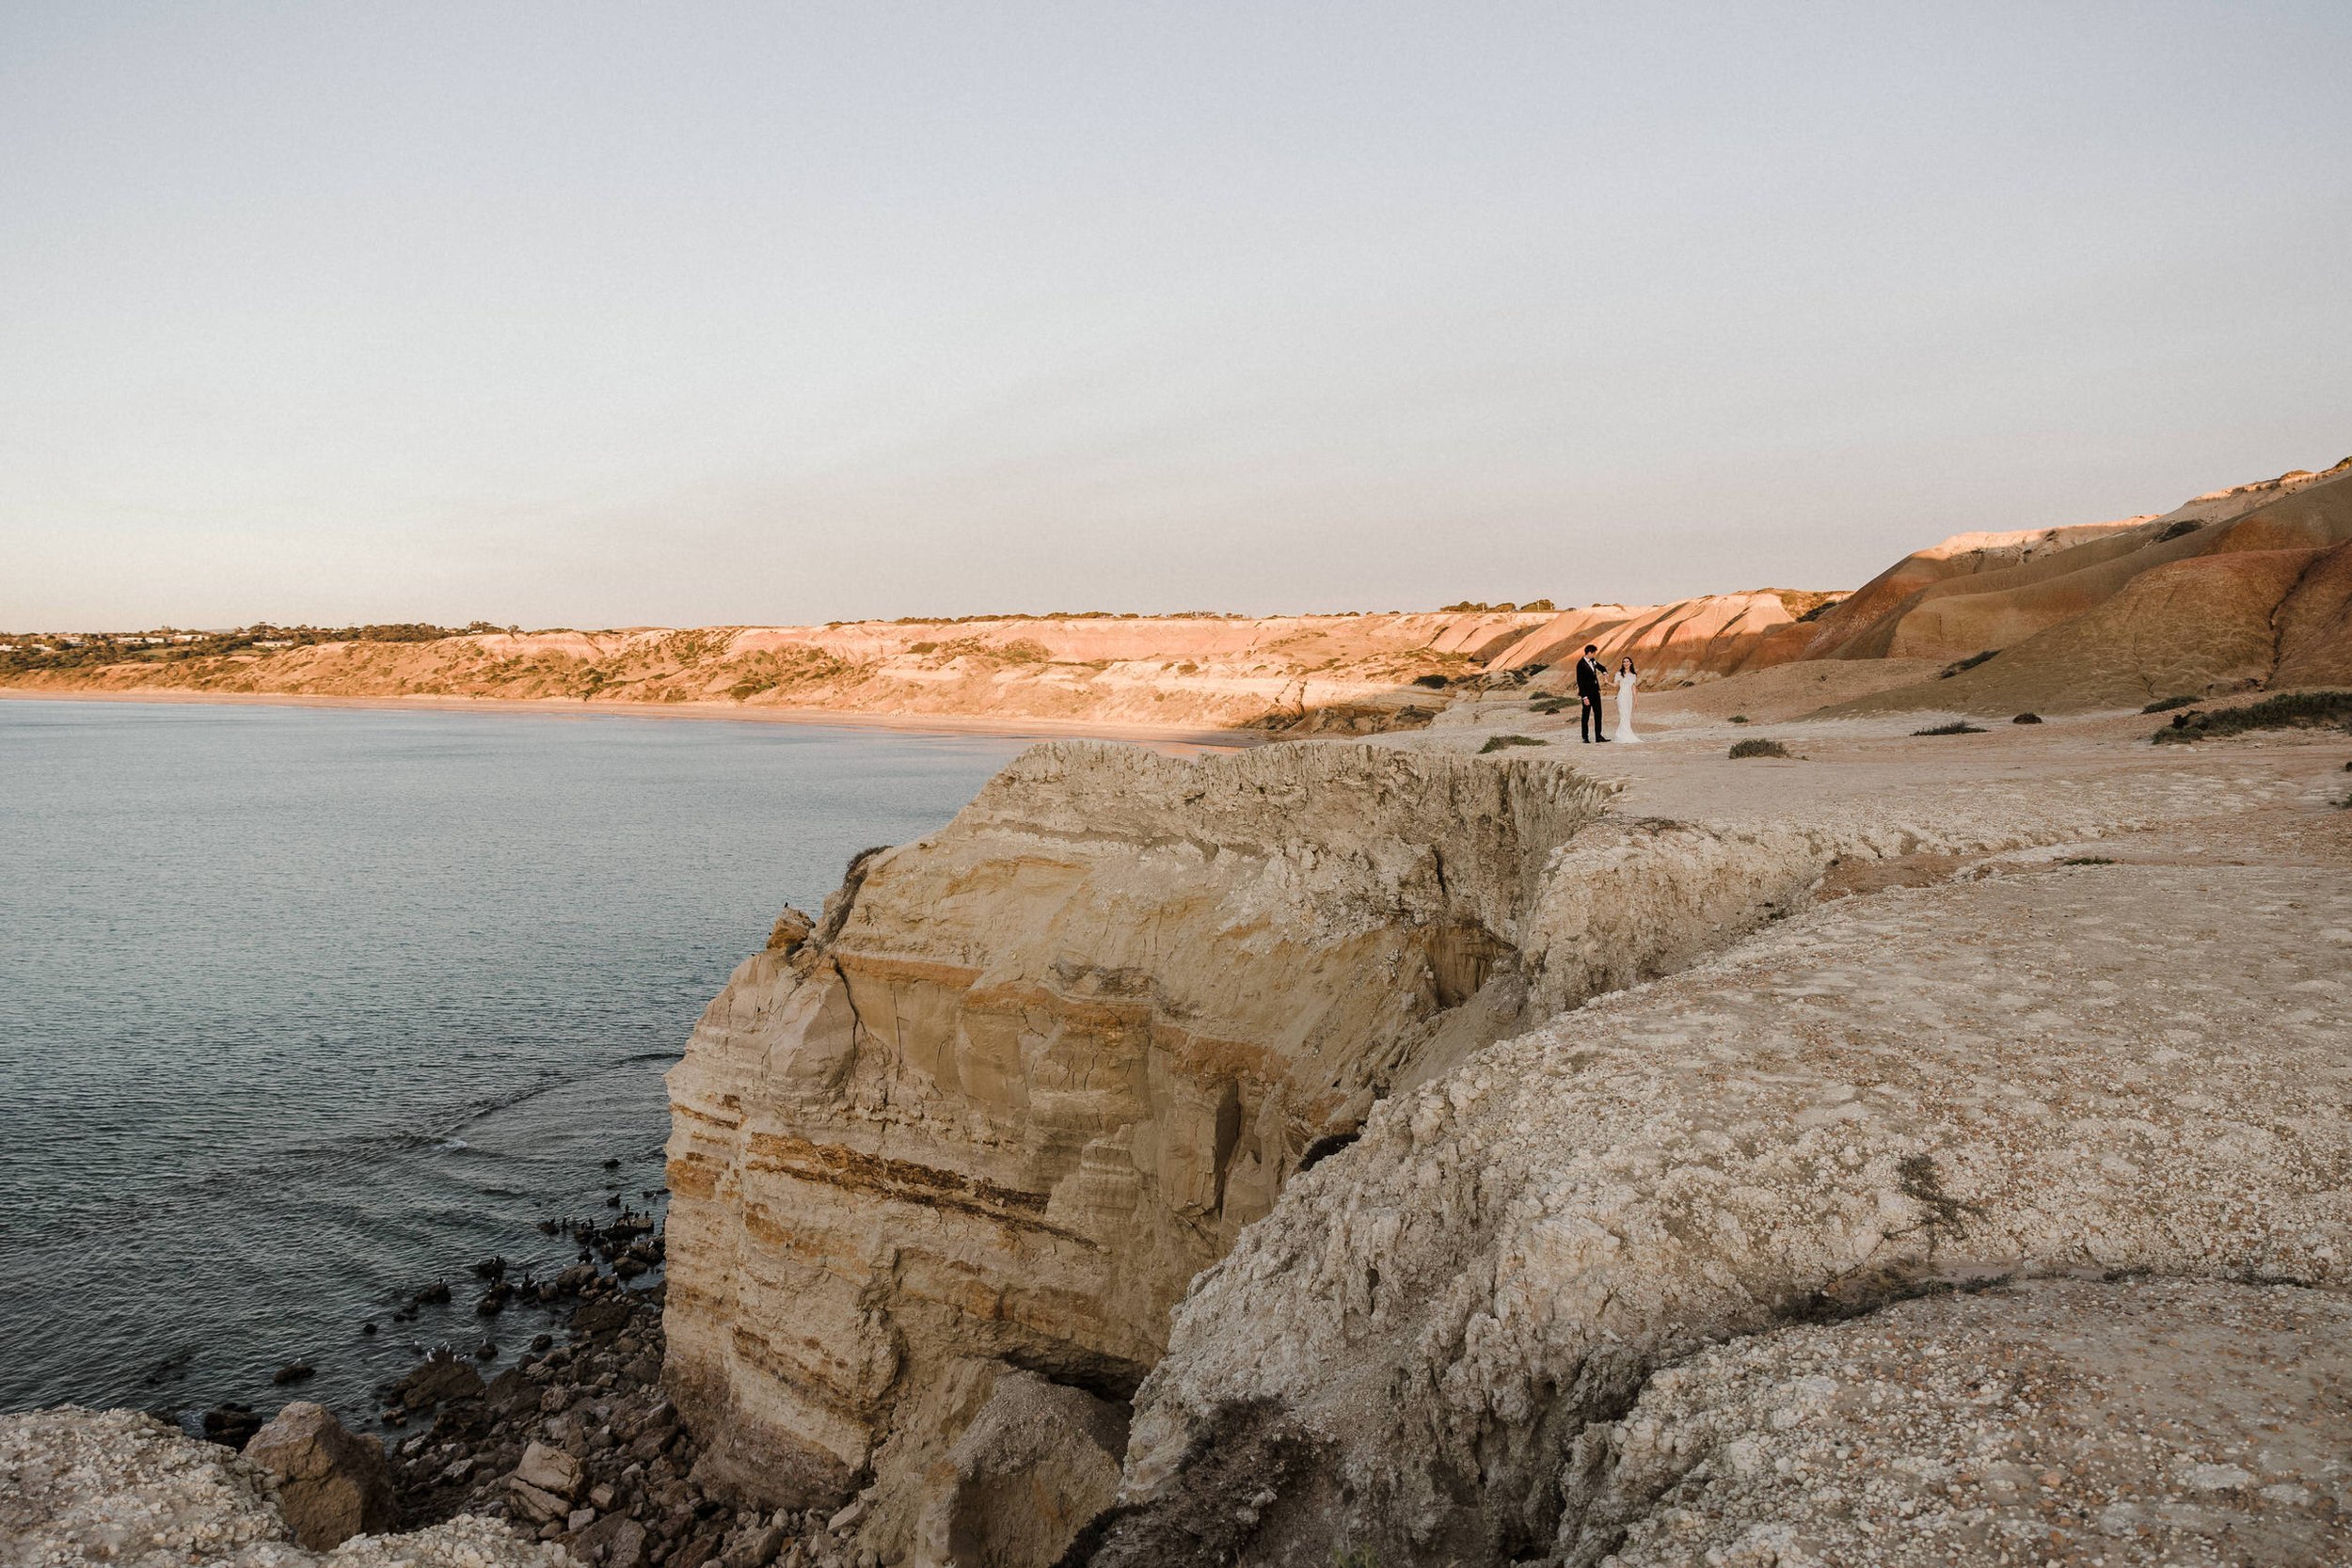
[1091,849,2352,1564]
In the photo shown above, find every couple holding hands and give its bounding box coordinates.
[1572,645,1640,744]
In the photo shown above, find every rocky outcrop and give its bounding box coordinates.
[913,1369,1127,1568]
[241,1401,396,1549]
[0,1406,558,1567]
[1089,856,2352,1564]
[662,742,1645,1551]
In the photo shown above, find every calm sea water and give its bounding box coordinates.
[0,699,1029,1428]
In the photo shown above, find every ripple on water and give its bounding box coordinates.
[0,699,1024,1423]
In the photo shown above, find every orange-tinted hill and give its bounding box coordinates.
[1811,460,2352,716]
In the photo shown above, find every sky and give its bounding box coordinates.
[3,2,2348,630]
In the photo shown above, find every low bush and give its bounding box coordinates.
[2142,694,2199,714]
[2152,689,2352,746]
[1479,734,1546,753]
[2058,856,2116,866]
[1728,714,1750,724]
[2012,712,2042,724]
[1729,737,1793,759]
[1938,649,1999,679]
[1914,721,1988,736]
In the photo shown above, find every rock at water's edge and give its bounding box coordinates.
[243,1400,397,1549]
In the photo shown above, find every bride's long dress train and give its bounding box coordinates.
[1615,676,1641,742]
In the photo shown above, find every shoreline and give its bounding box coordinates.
[0,685,1264,751]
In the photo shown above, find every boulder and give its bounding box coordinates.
[200,1402,262,1449]
[573,1512,651,1567]
[913,1370,1127,1568]
[572,1298,631,1336]
[242,1401,396,1549]
[398,1351,484,1408]
[516,1439,585,1501]
[509,1479,573,1527]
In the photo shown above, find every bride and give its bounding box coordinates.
[1613,657,1642,743]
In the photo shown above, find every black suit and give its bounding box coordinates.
[1575,657,1606,741]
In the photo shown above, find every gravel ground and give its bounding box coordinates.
[0,1405,561,1566]
[1563,1275,2352,1567]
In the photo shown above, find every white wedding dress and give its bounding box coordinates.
[1614,671,1641,742]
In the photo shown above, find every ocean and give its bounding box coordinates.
[0,698,1030,1429]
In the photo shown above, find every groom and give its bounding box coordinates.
[1576,645,1609,742]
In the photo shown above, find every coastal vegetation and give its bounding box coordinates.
[0,622,517,675]
[2151,689,2352,745]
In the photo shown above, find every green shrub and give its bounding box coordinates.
[1479,734,1546,753]
[1729,737,1792,759]
[2152,689,2352,746]
[1914,721,1987,736]
[2142,694,2199,713]
[2058,856,2115,866]
[1728,714,1749,724]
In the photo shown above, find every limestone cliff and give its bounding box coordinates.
[660,743,1626,1544]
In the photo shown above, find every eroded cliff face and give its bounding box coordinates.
[660,743,1625,1549]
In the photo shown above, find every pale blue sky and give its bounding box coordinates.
[4,2,2346,628]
